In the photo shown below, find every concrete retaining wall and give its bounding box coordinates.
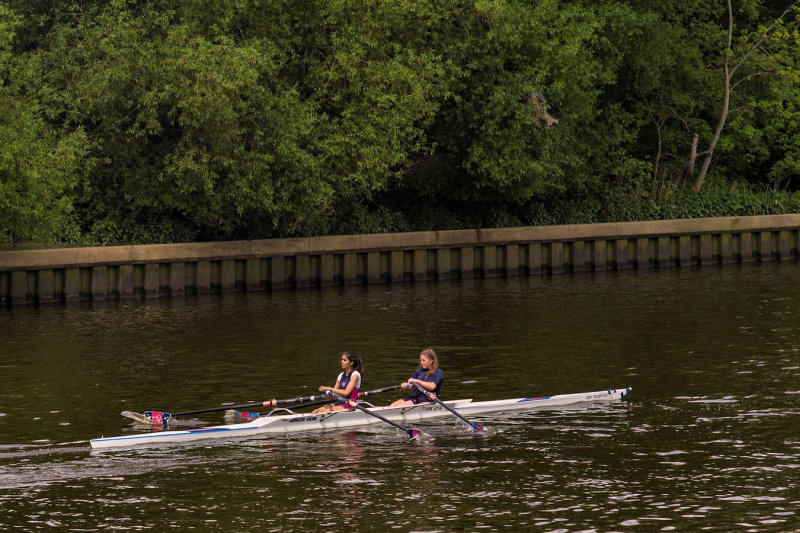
[2,215,799,306]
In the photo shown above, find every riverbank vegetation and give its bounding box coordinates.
[1,1,799,246]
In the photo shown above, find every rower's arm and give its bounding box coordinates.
[408,378,435,391]
[321,371,359,397]
[319,383,342,395]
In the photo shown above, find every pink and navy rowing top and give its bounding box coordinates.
[333,370,362,408]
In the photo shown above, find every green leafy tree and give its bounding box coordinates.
[19,0,448,240]
[690,1,800,192]
[409,1,636,202]
[0,4,88,244]
[3,0,800,244]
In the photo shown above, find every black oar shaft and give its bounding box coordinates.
[255,398,332,413]
[411,383,483,431]
[171,394,327,417]
[358,384,401,397]
[187,386,400,416]
[239,386,403,417]
[326,390,419,439]
[172,403,265,417]
[141,385,405,422]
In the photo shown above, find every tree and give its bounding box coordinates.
[17,0,449,240]
[402,0,644,208]
[0,4,88,244]
[691,1,800,192]
[4,0,800,243]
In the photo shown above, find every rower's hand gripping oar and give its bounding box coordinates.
[324,390,422,441]
[122,393,331,425]
[408,382,484,432]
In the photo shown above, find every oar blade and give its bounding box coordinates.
[121,410,172,426]
[121,411,152,425]
[406,429,421,440]
[144,411,171,425]
[407,429,435,442]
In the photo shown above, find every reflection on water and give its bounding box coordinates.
[2,262,800,530]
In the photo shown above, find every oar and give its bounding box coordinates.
[410,382,484,432]
[358,384,402,397]
[226,398,336,420]
[122,393,330,425]
[147,385,406,423]
[325,390,422,441]
[237,385,402,417]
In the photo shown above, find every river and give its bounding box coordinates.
[1,263,799,531]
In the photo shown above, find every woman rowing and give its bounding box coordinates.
[390,348,443,407]
[312,351,364,413]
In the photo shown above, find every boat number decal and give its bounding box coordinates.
[584,393,609,400]
[289,416,318,423]
[401,404,443,415]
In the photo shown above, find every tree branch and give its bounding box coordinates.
[529,91,558,128]
[730,70,777,93]
[729,4,797,78]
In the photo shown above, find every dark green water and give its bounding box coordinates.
[1,263,799,531]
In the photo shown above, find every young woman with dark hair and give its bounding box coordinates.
[312,351,364,414]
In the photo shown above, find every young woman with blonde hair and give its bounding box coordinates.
[390,348,443,407]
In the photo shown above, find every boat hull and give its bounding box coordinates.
[90,387,630,449]
[458,388,631,415]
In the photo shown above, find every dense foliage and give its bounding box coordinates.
[1,0,798,245]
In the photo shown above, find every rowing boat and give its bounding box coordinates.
[90,387,631,449]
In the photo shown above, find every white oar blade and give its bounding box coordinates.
[121,411,154,425]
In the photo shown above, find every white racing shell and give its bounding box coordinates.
[90,387,631,449]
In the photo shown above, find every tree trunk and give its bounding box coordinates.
[686,133,699,176]
[693,0,733,193]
